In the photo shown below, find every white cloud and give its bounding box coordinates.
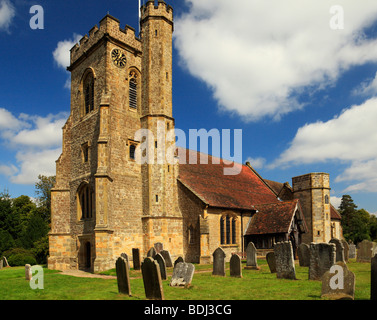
[352,72,377,96]
[0,0,15,32]
[246,157,266,169]
[53,33,82,70]
[0,109,67,185]
[272,97,377,193]
[330,196,342,210]
[174,0,377,121]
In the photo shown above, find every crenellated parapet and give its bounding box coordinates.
[69,14,142,67]
[141,0,173,25]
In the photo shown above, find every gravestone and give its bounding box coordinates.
[160,250,173,268]
[132,248,141,270]
[2,257,9,267]
[266,252,276,273]
[25,264,32,280]
[274,241,296,280]
[245,242,259,270]
[141,257,164,300]
[348,243,356,259]
[155,253,167,280]
[372,254,377,300]
[170,262,195,287]
[357,240,377,262]
[116,257,131,296]
[147,247,157,259]
[154,242,163,254]
[230,254,242,278]
[297,243,310,267]
[174,256,184,267]
[212,247,226,276]
[341,239,349,262]
[0,260,2,270]
[120,253,130,270]
[309,243,336,280]
[321,261,355,300]
[329,238,345,263]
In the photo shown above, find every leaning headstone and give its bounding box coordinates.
[212,247,226,276]
[154,242,163,254]
[357,240,375,262]
[297,243,310,267]
[348,243,356,259]
[372,254,377,300]
[274,241,296,280]
[174,256,184,267]
[25,264,32,280]
[120,253,130,270]
[147,247,157,259]
[141,257,164,300]
[155,253,167,280]
[245,242,259,270]
[341,239,349,262]
[132,248,141,270]
[329,238,345,263]
[2,257,9,267]
[321,261,355,300]
[266,252,277,273]
[309,243,336,280]
[170,262,195,287]
[116,257,131,296]
[0,260,3,270]
[230,254,242,278]
[160,250,173,268]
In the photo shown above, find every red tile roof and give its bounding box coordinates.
[330,204,342,220]
[178,148,279,210]
[245,199,305,235]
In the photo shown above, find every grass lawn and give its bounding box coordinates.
[0,259,371,300]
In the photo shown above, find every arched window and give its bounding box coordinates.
[325,194,329,204]
[129,144,136,160]
[220,214,237,245]
[78,184,93,220]
[83,72,94,115]
[129,70,138,109]
[188,225,195,244]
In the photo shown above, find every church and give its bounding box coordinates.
[47,0,342,272]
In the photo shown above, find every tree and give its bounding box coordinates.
[35,175,56,223]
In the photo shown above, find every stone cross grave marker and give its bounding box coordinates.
[309,243,336,280]
[212,247,226,276]
[170,262,195,287]
[329,238,345,263]
[161,250,173,268]
[230,254,242,278]
[245,242,259,270]
[132,248,141,270]
[141,257,164,300]
[321,261,355,300]
[116,257,131,296]
[274,241,296,280]
[266,252,276,273]
[297,243,310,267]
[155,253,167,281]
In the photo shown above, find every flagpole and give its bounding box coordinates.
[138,0,141,35]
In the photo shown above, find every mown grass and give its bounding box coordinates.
[0,259,371,300]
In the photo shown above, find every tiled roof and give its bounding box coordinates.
[178,148,279,210]
[330,204,342,220]
[245,199,305,235]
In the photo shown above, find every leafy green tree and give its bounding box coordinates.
[0,229,15,255]
[35,175,56,223]
[20,212,49,249]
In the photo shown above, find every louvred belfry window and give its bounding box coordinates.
[83,72,94,114]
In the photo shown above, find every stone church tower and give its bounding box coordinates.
[48,0,183,272]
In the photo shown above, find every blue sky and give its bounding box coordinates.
[1,0,377,214]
